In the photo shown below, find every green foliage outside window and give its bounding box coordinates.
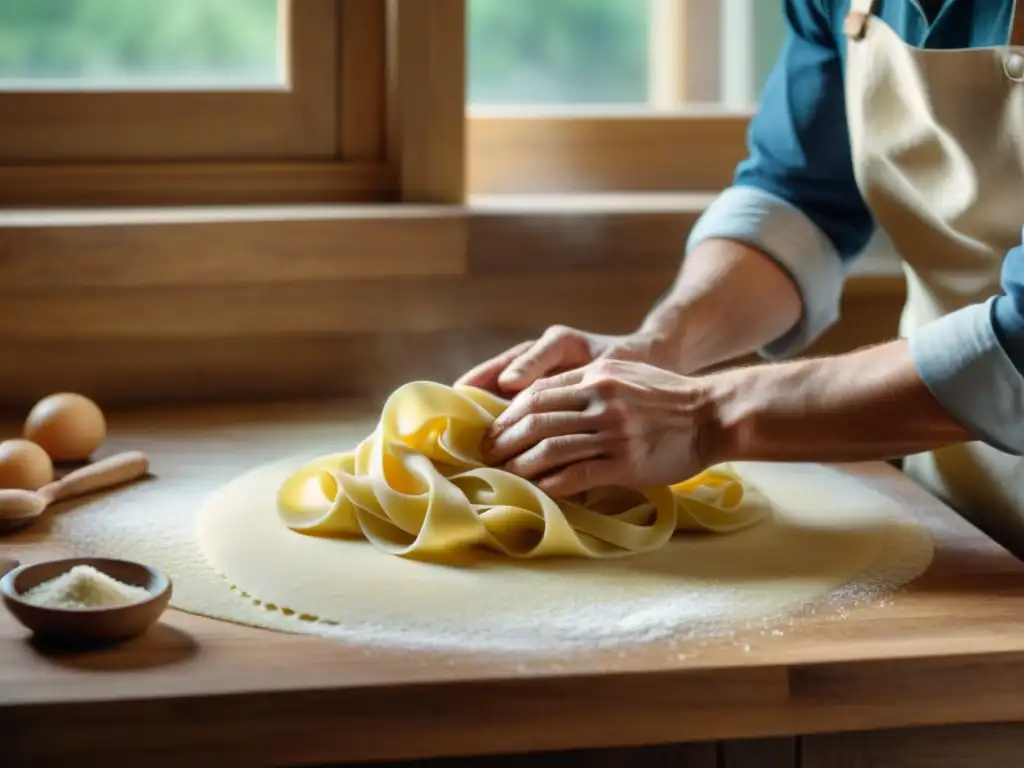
[469,0,649,104]
[0,0,278,84]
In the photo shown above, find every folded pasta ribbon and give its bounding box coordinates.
[277,382,769,559]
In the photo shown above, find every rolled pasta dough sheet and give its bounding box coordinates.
[198,460,934,652]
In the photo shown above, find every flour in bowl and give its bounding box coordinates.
[21,565,150,610]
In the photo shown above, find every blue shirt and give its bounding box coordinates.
[687,0,1024,454]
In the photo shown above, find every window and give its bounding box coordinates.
[0,0,406,207]
[0,0,783,205]
[467,0,787,193]
[0,0,337,161]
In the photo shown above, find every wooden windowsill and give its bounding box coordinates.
[0,195,907,410]
[0,193,904,278]
[470,193,903,278]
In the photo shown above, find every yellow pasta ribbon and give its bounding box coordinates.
[277,382,769,559]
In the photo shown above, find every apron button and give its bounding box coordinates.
[1005,52,1024,81]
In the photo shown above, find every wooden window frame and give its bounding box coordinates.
[0,0,762,204]
[0,0,465,208]
[468,111,751,195]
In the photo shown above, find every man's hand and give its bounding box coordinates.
[480,359,717,498]
[456,325,665,395]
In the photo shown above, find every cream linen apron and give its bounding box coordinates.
[843,0,1024,554]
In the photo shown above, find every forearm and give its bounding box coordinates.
[704,339,973,465]
[637,237,803,374]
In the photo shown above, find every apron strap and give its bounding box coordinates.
[1011,0,1024,46]
[843,0,876,42]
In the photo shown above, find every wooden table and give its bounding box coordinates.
[4,402,1024,768]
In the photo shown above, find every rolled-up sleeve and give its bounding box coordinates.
[686,0,875,359]
[687,186,846,358]
[910,239,1024,455]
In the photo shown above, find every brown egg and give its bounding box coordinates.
[0,439,54,491]
[24,393,107,462]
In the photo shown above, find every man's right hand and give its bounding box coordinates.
[455,325,658,395]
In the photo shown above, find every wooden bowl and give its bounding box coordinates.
[0,557,172,643]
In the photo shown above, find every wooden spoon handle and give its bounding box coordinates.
[39,451,150,504]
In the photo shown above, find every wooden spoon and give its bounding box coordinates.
[0,451,150,535]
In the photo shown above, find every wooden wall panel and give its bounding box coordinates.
[468,197,706,274]
[0,208,465,290]
[722,737,798,768]
[802,723,1024,768]
[0,270,670,339]
[360,742,719,767]
[0,332,521,412]
[0,281,903,413]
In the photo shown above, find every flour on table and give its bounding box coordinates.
[197,458,934,653]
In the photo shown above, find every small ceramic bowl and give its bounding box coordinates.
[0,557,171,643]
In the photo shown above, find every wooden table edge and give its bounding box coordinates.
[6,647,1024,764]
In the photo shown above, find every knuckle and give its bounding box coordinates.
[545,324,591,353]
[539,435,569,457]
[504,455,526,475]
[592,376,621,400]
[522,412,557,437]
[543,324,573,341]
[595,403,629,435]
[520,413,542,434]
[603,406,628,430]
[522,390,546,414]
